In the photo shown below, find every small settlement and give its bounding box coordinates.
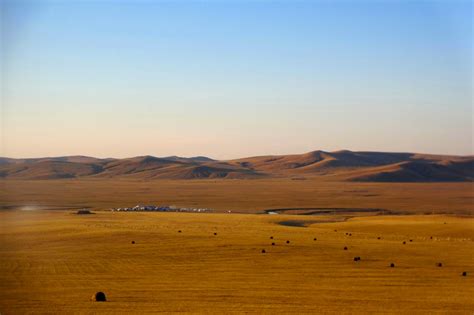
[111,205,212,213]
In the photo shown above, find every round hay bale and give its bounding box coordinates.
[344,246,348,250]
[437,262,443,267]
[261,249,266,254]
[313,238,317,241]
[402,241,406,244]
[353,256,360,262]
[334,229,337,232]
[462,271,467,276]
[349,233,352,236]
[92,292,106,302]
[286,240,290,244]
[409,239,413,242]
[377,237,381,240]
[271,242,275,246]
[178,230,182,233]
[213,232,217,236]
[430,236,433,239]
[270,236,274,239]
[131,241,135,244]
[390,263,395,268]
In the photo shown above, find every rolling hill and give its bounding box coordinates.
[0,151,472,182]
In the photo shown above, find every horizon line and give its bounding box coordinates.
[2,148,473,161]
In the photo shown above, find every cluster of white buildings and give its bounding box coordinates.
[111,204,211,213]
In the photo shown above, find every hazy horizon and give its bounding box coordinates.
[1,0,472,159]
[2,147,473,161]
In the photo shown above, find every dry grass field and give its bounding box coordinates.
[1,178,473,313]
[1,178,473,214]
[0,210,473,314]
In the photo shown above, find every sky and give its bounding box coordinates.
[0,0,472,159]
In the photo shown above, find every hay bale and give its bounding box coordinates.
[286,240,290,244]
[402,241,406,244]
[344,246,348,250]
[178,230,182,233]
[377,237,381,240]
[349,233,352,236]
[131,241,135,244]
[409,239,413,242]
[353,256,360,262]
[92,292,106,302]
[437,262,443,267]
[270,236,274,239]
[390,263,395,268]
[462,271,467,276]
[271,242,275,246]
[261,249,266,254]
[213,232,217,236]
[313,238,317,241]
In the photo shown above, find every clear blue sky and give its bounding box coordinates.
[1,0,472,159]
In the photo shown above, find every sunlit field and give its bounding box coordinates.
[1,179,473,214]
[1,210,473,314]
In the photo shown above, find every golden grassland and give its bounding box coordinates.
[1,178,473,214]
[0,210,473,314]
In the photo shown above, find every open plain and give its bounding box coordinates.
[1,178,473,314]
[0,209,473,314]
[1,178,473,214]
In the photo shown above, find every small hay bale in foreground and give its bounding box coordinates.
[92,292,106,302]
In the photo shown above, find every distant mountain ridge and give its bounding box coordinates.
[0,151,472,182]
